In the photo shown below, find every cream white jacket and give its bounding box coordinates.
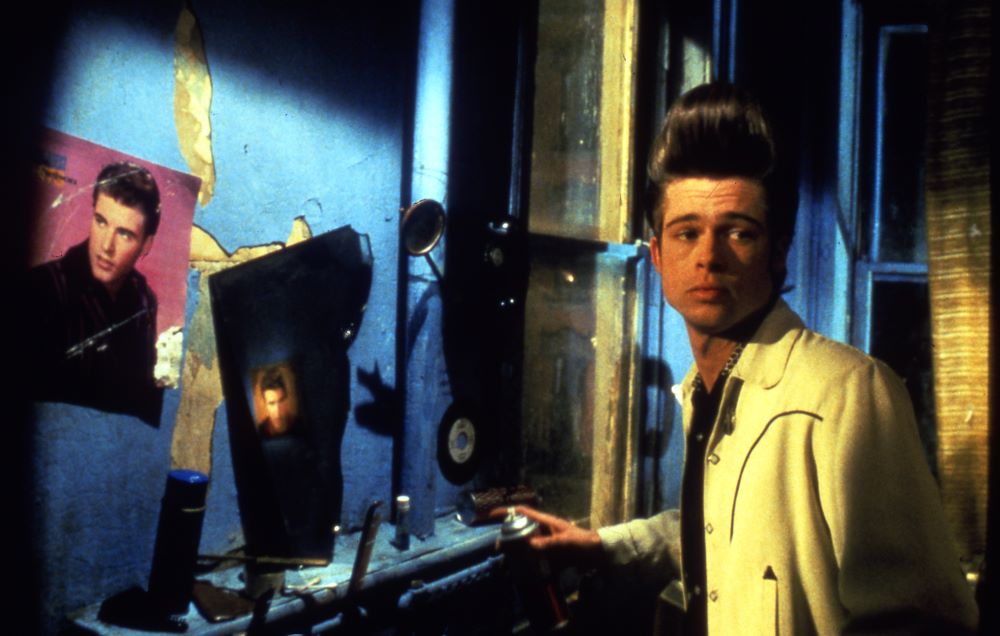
[598,301,978,634]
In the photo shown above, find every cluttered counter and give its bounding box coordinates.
[68,515,503,635]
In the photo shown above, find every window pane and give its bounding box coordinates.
[527,0,604,240]
[870,280,937,475]
[521,248,635,521]
[876,28,928,263]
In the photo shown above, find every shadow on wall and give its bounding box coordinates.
[8,7,70,635]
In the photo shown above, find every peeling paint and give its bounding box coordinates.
[173,3,216,206]
[287,216,313,246]
[171,220,313,473]
[154,325,184,388]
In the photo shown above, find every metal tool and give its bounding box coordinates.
[348,500,383,595]
[197,553,330,568]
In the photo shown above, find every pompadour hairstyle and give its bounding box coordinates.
[92,161,161,236]
[644,83,798,288]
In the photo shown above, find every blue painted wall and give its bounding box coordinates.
[29,2,417,631]
[18,2,856,632]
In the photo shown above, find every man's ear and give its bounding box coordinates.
[649,234,664,275]
[140,235,155,258]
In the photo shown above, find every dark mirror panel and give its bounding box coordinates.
[209,226,373,559]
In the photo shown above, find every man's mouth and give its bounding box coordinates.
[94,256,114,271]
[689,285,728,301]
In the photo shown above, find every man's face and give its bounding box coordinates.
[88,193,152,296]
[649,177,778,337]
[263,387,290,434]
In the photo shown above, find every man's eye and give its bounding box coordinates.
[674,229,699,241]
[729,228,758,241]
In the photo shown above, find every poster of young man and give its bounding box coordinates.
[25,129,200,425]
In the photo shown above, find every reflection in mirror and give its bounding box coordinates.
[253,363,301,438]
[250,361,326,556]
[401,199,445,284]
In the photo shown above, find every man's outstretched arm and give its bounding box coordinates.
[493,505,681,587]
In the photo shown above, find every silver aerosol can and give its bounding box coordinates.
[499,507,569,632]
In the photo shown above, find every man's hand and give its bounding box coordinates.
[491,505,605,570]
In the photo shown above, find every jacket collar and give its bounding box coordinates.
[729,299,804,389]
[678,299,805,398]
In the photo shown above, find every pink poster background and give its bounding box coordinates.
[30,128,200,335]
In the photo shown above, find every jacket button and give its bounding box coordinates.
[709,590,718,602]
[705,523,713,534]
[707,453,720,465]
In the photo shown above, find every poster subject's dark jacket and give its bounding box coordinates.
[26,239,162,424]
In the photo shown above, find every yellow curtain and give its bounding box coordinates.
[925,0,991,558]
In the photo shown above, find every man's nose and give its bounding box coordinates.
[695,232,725,270]
[101,229,115,254]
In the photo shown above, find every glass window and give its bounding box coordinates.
[527,0,604,240]
[874,27,928,263]
[521,0,644,526]
[847,3,935,464]
[869,280,937,474]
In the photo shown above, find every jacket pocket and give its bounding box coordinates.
[761,566,778,635]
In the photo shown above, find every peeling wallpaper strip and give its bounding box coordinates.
[174,4,216,207]
[172,219,313,473]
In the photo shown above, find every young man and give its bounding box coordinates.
[26,161,163,424]
[511,84,977,634]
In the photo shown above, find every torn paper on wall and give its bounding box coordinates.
[174,4,216,207]
[172,219,314,473]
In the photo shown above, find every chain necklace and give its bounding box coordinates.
[692,341,747,393]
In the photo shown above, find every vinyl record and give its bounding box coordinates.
[437,402,480,484]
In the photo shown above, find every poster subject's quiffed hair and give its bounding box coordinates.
[259,366,288,393]
[644,82,797,256]
[92,161,161,236]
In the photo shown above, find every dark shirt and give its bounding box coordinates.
[25,239,162,424]
[678,300,774,635]
[680,373,726,636]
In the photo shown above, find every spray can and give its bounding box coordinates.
[148,469,209,617]
[499,507,569,632]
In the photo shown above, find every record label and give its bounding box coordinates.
[447,417,476,465]
[437,403,481,484]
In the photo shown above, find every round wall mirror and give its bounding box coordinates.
[401,199,446,256]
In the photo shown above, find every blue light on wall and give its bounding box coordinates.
[33,2,416,630]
